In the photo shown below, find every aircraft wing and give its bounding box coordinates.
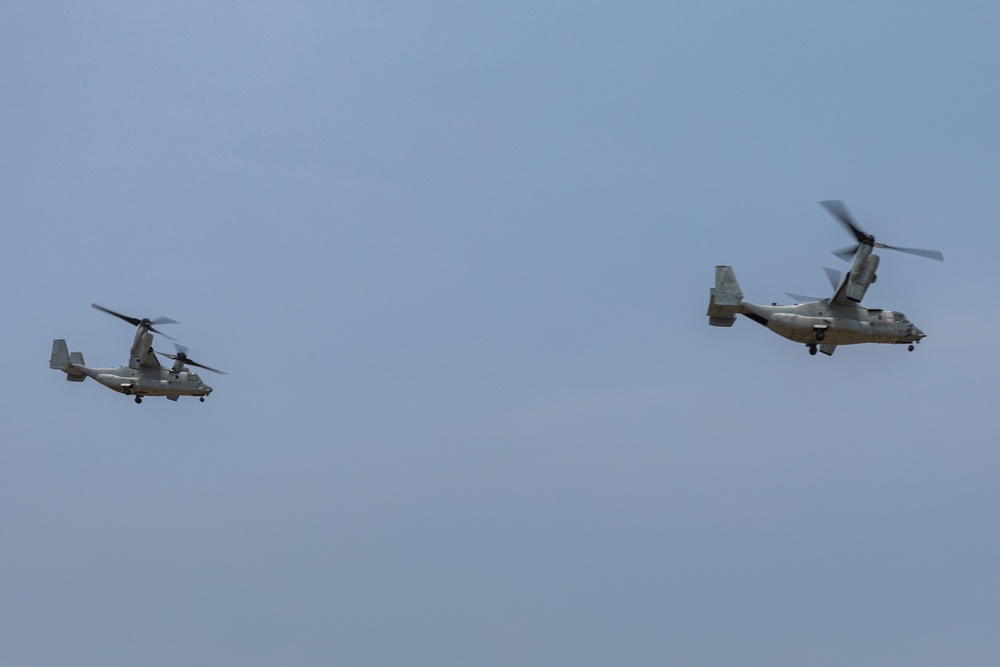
[825,266,871,306]
[829,272,854,306]
[140,348,163,370]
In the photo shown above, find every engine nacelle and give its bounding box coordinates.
[846,254,879,302]
[130,331,155,369]
[855,253,879,285]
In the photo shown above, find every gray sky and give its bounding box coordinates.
[3,2,999,666]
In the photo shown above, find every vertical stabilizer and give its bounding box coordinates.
[707,266,744,327]
[50,339,87,381]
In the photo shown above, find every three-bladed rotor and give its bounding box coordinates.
[160,344,227,375]
[820,200,944,263]
[91,303,179,340]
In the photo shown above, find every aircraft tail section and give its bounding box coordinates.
[707,265,744,327]
[49,339,87,382]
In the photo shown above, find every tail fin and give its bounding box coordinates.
[707,265,744,327]
[50,339,87,382]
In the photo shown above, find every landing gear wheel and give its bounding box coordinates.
[123,388,131,396]
[199,397,205,402]
[134,396,142,404]
[809,345,818,356]
[816,330,826,341]
[908,344,915,351]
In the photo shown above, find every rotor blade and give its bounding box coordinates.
[161,344,187,360]
[92,303,179,328]
[184,358,226,375]
[785,292,822,304]
[164,344,225,374]
[823,267,844,291]
[91,303,141,327]
[879,244,944,261]
[820,200,868,243]
[832,244,860,262]
[148,326,177,341]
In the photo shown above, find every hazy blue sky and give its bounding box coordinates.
[3,2,999,666]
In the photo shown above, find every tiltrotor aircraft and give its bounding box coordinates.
[49,304,225,403]
[707,201,943,356]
